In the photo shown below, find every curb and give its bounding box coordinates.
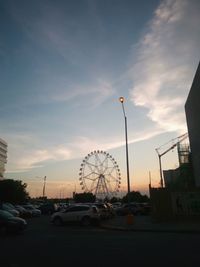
[100,224,200,234]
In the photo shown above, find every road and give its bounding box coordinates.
[1,215,200,267]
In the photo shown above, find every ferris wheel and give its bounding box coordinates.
[79,150,121,199]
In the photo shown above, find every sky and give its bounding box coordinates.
[1,0,200,198]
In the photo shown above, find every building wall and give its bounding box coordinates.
[0,138,7,178]
[163,168,180,188]
[185,62,200,187]
[150,187,200,220]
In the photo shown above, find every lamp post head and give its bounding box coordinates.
[119,96,124,103]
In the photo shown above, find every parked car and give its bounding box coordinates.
[51,204,100,226]
[104,203,115,218]
[56,203,69,211]
[0,203,20,217]
[22,205,41,217]
[94,203,110,219]
[39,203,58,215]
[0,210,27,234]
[116,203,142,216]
[112,202,122,210]
[138,203,151,215]
[15,205,32,218]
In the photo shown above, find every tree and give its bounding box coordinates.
[74,192,96,203]
[122,191,149,203]
[0,179,29,204]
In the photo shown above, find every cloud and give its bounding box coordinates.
[6,127,163,172]
[49,78,115,108]
[7,144,71,172]
[130,0,200,133]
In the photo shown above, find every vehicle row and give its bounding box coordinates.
[0,201,151,234]
[0,209,27,235]
[0,202,43,235]
[0,202,42,218]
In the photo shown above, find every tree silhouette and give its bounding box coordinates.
[122,191,149,203]
[0,179,29,204]
[74,192,96,203]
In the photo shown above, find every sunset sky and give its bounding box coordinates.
[1,0,199,198]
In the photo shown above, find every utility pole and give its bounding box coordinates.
[43,176,46,198]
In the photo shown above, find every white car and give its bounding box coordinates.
[1,203,20,217]
[23,205,41,217]
[51,204,100,226]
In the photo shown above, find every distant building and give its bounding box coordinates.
[0,138,7,179]
[185,62,200,187]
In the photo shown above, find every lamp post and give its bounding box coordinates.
[119,97,131,203]
[42,176,47,198]
[35,176,47,198]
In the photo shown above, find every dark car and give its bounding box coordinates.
[15,205,32,218]
[0,210,27,235]
[116,203,142,216]
[39,203,58,215]
[138,203,151,215]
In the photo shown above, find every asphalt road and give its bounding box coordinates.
[1,215,200,267]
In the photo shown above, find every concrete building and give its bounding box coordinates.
[185,62,200,187]
[0,138,7,179]
[163,168,180,188]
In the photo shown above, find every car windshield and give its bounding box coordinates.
[0,210,14,219]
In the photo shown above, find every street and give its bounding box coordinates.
[1,215,200,267]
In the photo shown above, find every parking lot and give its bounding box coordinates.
[1,215,104,267]
[2,215,200,267]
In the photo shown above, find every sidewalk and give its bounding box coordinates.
[100,215,200,233]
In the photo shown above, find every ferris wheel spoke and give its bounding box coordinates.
[87,165,95,173]
[90,180,99,192]
[86,162,97,172]
[101,160,109,174]
[104,179,113,193]
[101,157,108,171]
[105,166,116,174]
[94,155,102,173]
[83,175,99,181]
[105,167,115,175]
[82,171,100,178]
[95,153,102,165]
[107,174,119,181]
[105,177,118,192]
[104,176,116,185]
[82,172,94,179]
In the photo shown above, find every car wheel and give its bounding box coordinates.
[53,217,63,226]
[81,216,91,226]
